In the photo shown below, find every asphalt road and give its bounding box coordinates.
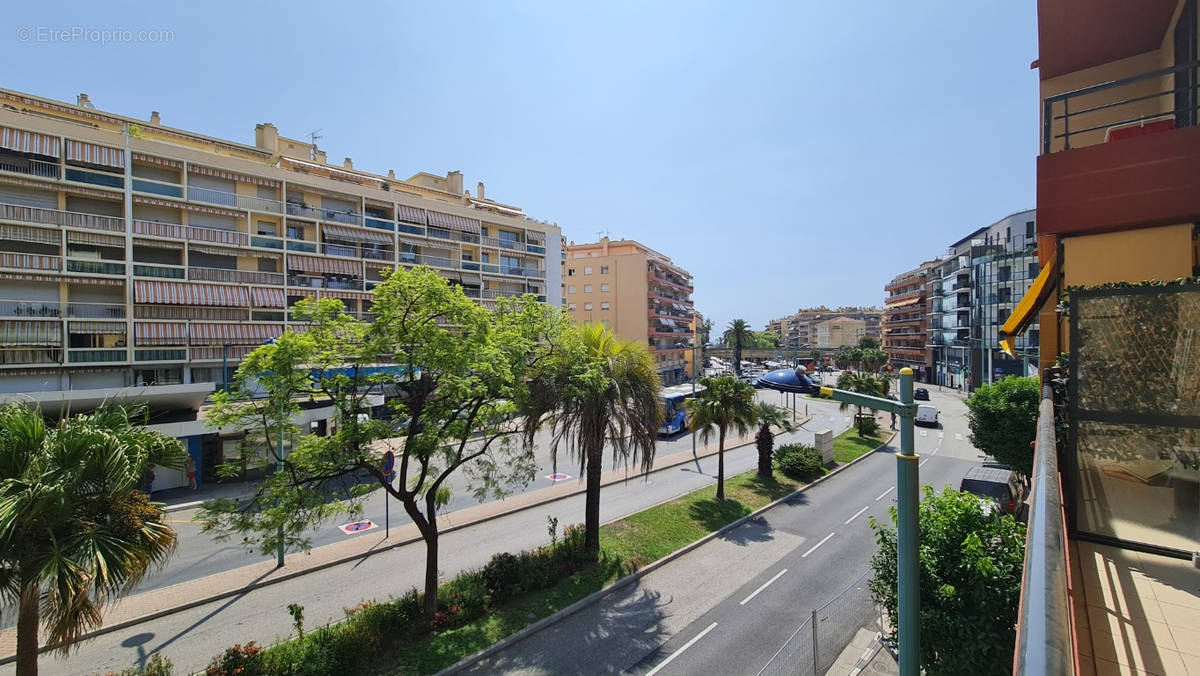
[462,388,985,675]
[5,391,854,674]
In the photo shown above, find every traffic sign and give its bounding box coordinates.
[382,451,396,484]
[545,473,571,482]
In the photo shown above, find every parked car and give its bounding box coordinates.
[959,465,1027,517]
[914,403,939,426]
[913,387,930,401]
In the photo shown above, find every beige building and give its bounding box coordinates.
[814,316,866,349]
[767,306,880,350]
[564,237,693,385]
[0,87,563,489]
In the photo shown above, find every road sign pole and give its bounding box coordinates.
[896,367,920,676]
[385,486,389,538]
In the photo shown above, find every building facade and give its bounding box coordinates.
[0,87,563,489]
[881,260,938,381]
[563,237,693,385]
[814,316,865,349]
[766,306,881,352]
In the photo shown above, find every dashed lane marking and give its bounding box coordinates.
[844,506,869,525]
[646,622,719,676]
[875,487,894,501]
[801,532,836,558]
[740,569,788,606]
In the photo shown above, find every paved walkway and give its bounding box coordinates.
[0,425,800,661]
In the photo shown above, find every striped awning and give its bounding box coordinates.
[321,289,372,300]
[526,230,546,245]
[187,243,241,257]
[397,235,427,248]
[67,321,126,334]
[287,287,319,298]
[0,320,62,346]
[133,195,243,220]
[287,254,360,276]
[62,184,122,201]
[65,139,125,169]
[133,220,188,240]
[132,152,182,170]
[188,164,279,188]
[323,224,392,245]
[252,287,285,308]
[427,210,481,234]
[188,226,249,247]
[397,204,426,225]
[0,252,61,271]
[0,223,60,246]
[134,280,249,307]
[134,322,187,346]
[67,230,125,248]
[243,248,281,261]
[189,323,283,345]
[1,125,60,157]
[133,237,184,250]
[365,259,395,270]
[0,272,120,286]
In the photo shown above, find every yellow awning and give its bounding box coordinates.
[999,251,1058,357]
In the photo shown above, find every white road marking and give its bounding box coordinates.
[740,569,788,606]
[646,622,719,676]
[801,532,836,558]
[938,431,945,438]
[844,506,869,525]
[919,430,927,437]
[875,487,894,501]
[919,458,930,467]
[955,433,964,441]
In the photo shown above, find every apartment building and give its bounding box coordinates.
[0,87,562,489]
[766,307,881,351]
[1011,3,1200,673]
[881,260,938,381]
[563,237,693,385]
[814,316,865,349]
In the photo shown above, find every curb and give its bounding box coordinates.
[0,424,816,664]
[439,428,897,674]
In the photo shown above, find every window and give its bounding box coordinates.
[567,268,575,276]
[568,303,576,311]
[257,221,276,236]
[998,266,1011,282]
[1025,221,1035,238]
[600,283,610,292]
[600,265,609,274]
[258,258,277,273]
[600,302,610,310]
[573,253,586,259]
[584,303,593,311]
[1005,226,1011,242]
[568,285,576,294]
[1028,262,1039,278]
[583,284,593,293]
[287,225,304,240]
[584,267,593,275]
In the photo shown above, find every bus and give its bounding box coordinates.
[658,383,705,436]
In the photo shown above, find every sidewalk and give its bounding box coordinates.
[154,480,261,513]
[0,421,808,662]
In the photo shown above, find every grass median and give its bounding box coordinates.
[832,427,890,463]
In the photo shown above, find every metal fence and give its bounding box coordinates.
[756,570,884,676]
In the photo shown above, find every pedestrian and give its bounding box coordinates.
[142,463,156,495]
[890,411,897,430]
[185,454,197,491]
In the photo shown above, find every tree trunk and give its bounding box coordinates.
[716,427,726,501]
[423,528,439,621]
[16,584,39,676]
[583,444,603,553]
[756,427,773,478]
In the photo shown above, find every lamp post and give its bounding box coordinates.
[260,337,286,568]
[819,368,919,676]
[691,343,699,459]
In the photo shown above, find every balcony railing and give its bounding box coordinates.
[0,300,62,317]
[67,302,126,319]
[188,186,283,213]
[0,347,63,366]
[0,252,61,271]
[132,178,184,199]
[133,263,186,279]
[68,348,128,364]
[0,156,59,179]
[134,305,247,321]
[65,166,123,189]
[65,259,125,275]
[189,267,285,286]
[1043,59,1200,154]
[286,239,318,253]
[0,202,125,233]
[364,217,394,231]
[1014,382,1074,675]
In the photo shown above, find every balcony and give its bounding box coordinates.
[134,305,247,321]
[1040,59,1200,236]
[65,166,123,189]
[65,259,125,276]
[67,302,126,319]
[132,178,184,199]
[189,267,285,286]
[0,252,61,272]
[1,202,125,233]
[0,347,62,366]
[428,227,480,245]
[251,235,284,250]
[188,186,283,214]
[0,156,59,179]
[68,348,127,364]
[285,239,318,253]
[364,217,394,231]
[133,263,186,279]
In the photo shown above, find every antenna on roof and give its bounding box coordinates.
[307,129,323,159]
[596,229,610,240]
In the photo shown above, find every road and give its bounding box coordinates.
[461,388,985,675]
[4,390,854,674]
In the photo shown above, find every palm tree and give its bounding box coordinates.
[524,323,661,552]
[0,403,185,676]
[686,376,758,500]
[752,402,797,478]
[858,347,889,374]
[723,319,753,375]
[836,371,893,435]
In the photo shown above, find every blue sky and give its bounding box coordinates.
[4,1,1038,331]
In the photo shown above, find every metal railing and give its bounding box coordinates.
[67,302,126,319]
[1014,383,1074,675]
[1043,59,1199,154]
[187,185,284,213]
[133,263,186,279]
[68,348,128,363]
[133,305,247,321]
[0,202,125,233]
[0,156,59,179]
[189,266,285,286]
[0,252,61,271]
[65,259,125,275]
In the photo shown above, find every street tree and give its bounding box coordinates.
[965,376,1041,475]
[858,347,889,374]
[834,347,861,371]
[0,403,185,676]
[722,319,753,375]
[198,267,565,620]
[836,371,891,435]
[698,317,713,347]
[869,487,1025,675]
[752,402,797,478]
[686,376,758,500]
[858,336,880,349]
[524,323,661,552]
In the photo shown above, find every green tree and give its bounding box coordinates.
[752,402,797,478]
[868,487,1026,675]
[837,371,892,435]
[753,331,780,349]
[686,376,758,500]
[198,267,564,620]
[524,323,661,552]
[0,403,185,676]
[965,376,1041,475]
[722,319,753,375]
[858,336,880,349]
[698,317,713,347]
[834,347,861,371]
[858,347,889,374]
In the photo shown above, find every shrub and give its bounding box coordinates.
[441,570,489,618]
[774,443,823,480]
[481,551,521,602]
[205,642,263,676]
[965,376,1040,476]
[107,654,174,676]
[857,416,880,437]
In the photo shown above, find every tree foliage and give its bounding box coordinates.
[836,371,892,435]
[0,403,184,676]
[752,402,796,477]
[198,266,566,619]
[868,487,1026,676]
[523,322,662,552]
[686,376,758,500]
[965,376,1040,475]
[722,320,753,375]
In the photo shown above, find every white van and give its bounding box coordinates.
[915,404,939,427]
